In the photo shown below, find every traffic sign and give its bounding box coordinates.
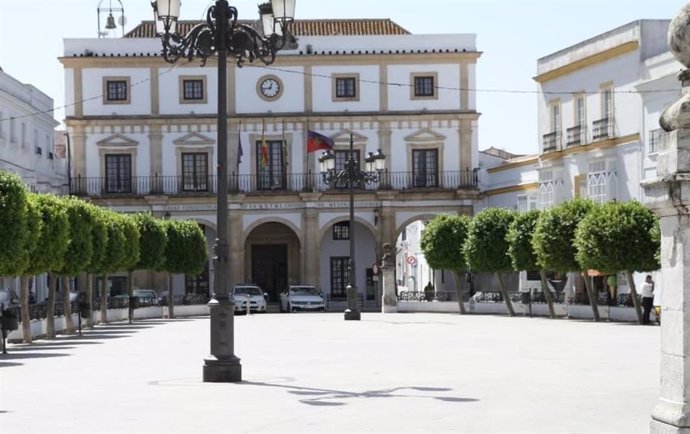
[406,256,417,266]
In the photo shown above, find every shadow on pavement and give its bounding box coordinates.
[240,381,478,407]
[0,361,23,368]
[0,352,70,360]
[5,345,78,352]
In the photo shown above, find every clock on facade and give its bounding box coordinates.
[258,76,282,100]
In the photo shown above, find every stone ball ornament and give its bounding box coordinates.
[661,2,690,132]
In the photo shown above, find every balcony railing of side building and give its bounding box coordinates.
[592,117,614,141]
[566,125,585,147]
[68,169,479,197]
[542,131,562,153]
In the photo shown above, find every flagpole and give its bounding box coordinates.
[306,119,311,191]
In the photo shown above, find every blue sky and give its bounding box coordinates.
[0,0,682,155]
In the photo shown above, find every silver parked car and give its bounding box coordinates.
[280,285,325,313]
[231,285,267,314]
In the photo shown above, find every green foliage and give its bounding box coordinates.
[162,220,208,275]
[59,197,94,276]
[420,214,470,272]
[25,194,70,275]
[101,211,128,274]
[575,201,660,273]
[506,210,541,271]
[464,208,515,272]
[133,213,167,271]
[0,171,29,276]
[86,205,109,275]
[118,214,140,272]
[533,198,596,272]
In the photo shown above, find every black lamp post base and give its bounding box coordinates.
[344,309,361,321]
[203,357,242,382]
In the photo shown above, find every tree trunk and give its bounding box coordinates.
[452,271,467,314]
[61,275,75,334]
[495,272,515,316]
[167,272,174,319]
[539,270,557,319]
[47,271,57,338]
[127,270,134,324]
[85,273,93,328]
[19,275,31,344]
[100,273,108,324]
[581,271,600,322]
[626,270,644,325]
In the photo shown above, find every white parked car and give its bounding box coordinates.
[280,285,325,313]
[231,285,267,314]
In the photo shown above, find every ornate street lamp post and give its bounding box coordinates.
[319,134,385,321]
[151,0,295,382]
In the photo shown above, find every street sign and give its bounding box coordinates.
[406,256,417,266]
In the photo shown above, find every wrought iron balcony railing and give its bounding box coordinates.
[566,125,585,147]
[68,169,478,197]
[592,117,614,141]
[542,131,562,153]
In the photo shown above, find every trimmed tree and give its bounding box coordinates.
[25,194,70,339]
[98,211,129,323]
[575,200,660,324]
[507,209,557,318]
[464,208,517,316]
[56,197,94,334]
[533,199,600,321]
[126,213,165,322]
[162,220,208,318]
[420,214,471,314]
[0,171,30,277]
[84,205,109,328]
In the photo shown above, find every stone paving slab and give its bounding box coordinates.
[0,313,659,434]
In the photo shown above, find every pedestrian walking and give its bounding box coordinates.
[640,275,655,325]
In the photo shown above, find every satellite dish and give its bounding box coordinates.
[118,15,127,27]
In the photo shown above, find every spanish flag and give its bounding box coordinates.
[260,139,269,168]
[306,130,335,154]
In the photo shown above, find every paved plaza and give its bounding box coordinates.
[1,313,659,434]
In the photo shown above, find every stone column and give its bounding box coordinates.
[644,8,690,431]
[380,243,397,313]
[303,206,320,285]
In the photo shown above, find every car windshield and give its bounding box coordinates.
[234,287,262,296]
[290,287,319,296]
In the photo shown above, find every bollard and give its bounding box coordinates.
[246,294,251,316]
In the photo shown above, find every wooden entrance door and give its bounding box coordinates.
[251,244,288,302]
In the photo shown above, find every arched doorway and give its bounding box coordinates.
[245,222,301,303]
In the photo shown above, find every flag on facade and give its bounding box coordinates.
[306,129,334,153]
[237,129,243,167]
[260,139,269,168]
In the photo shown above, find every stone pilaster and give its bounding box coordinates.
[458,119,473,171]
[229,211,243,285]
[303,208,320,286]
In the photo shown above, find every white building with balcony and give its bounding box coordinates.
[61,19,481,305]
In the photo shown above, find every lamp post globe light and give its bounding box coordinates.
[151,0,295,383]
[319,134,385,321]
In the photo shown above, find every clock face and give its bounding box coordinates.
[260,78,281,99]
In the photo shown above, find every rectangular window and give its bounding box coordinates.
[106,80,128,101]
[105,154,132,193]
[9,117,15,142]
[182,152,208,192]
[412,149,439,188]
[256,140,286,190]
[550,102,561,133]
[575,95,586,126]
[414,76,435,97]
[333,150,361,189]
[180,76,207,103]
[334,76,357,99]
[602,88,613,119]
[21,123,26,147]
[330,257,350,300]
[649,128,667,155]
[333,222,350,240]
[183,80,204,100]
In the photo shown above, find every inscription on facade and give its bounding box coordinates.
[162,201,383,212]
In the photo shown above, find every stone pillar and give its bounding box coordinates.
[228,211,243,285]
[644,131,690,434]
[643,8,690,430]
[303,206,320,285]
[381,243,397,313]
